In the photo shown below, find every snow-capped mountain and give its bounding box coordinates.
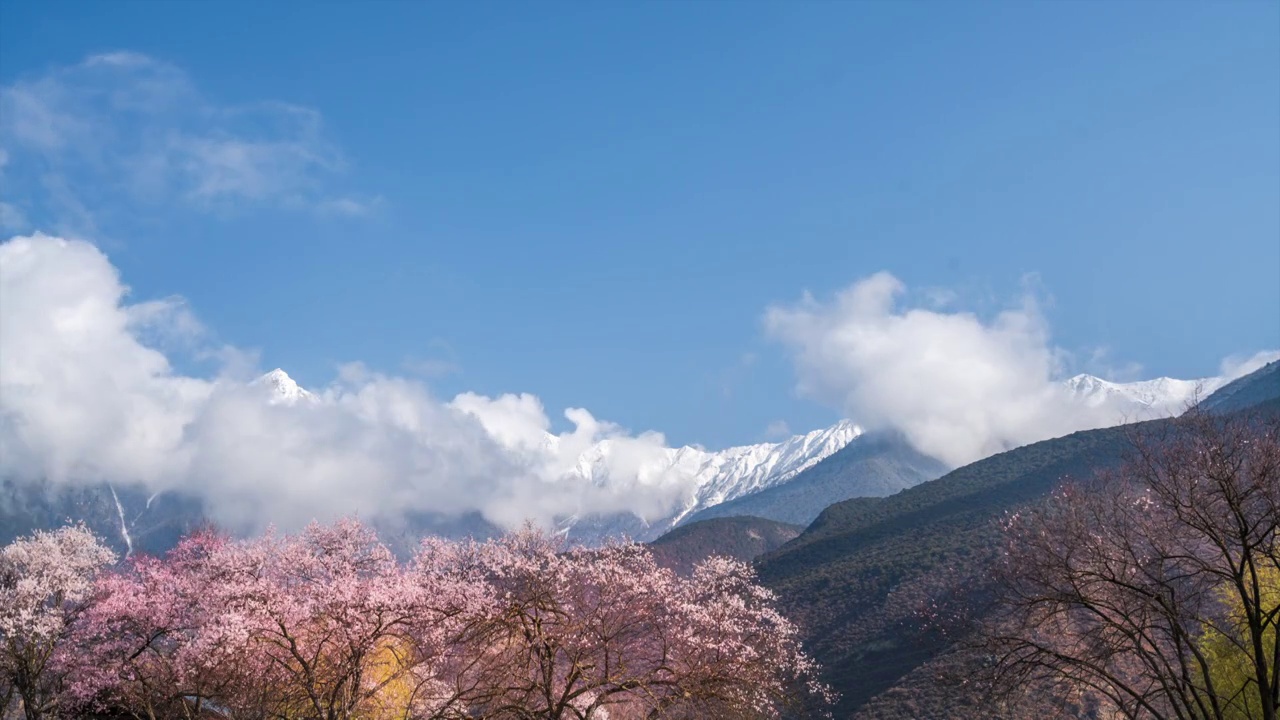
[669,420,863,523]
[249,369,863,538]
[252,368,317,405]
[5,364,1265,556]
[1063,373,1222,418]
[658,372,1223,525]
[564,420,863,529]
[238,368,1224,542]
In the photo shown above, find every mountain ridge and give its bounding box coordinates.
[1,365,1258,554]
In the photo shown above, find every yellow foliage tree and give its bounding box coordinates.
[1200,557,1280,720]
[361,637,419,720]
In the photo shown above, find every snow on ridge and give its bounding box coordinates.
[546,418,864,524]
[238,367,1224,534]
[246,369,862,527]
[669,419,864,521]
[1063,373,1222,415]
[252,368,318,405]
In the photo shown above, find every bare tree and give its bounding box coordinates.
[988,409,1280,720]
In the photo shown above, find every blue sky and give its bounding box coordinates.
[1,0,1277,449]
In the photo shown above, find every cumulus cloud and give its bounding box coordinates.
[0,234,697,534]
[764,273,1272,468]
[0,53,372,233]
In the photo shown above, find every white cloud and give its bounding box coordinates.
[4,234,1272,535]
[763,272,1271,467]
[0,234,210,487]
[0,53,369,231]
[0,234,696,534]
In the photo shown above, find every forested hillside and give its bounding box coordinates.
[758,361,1280,717]
[757,423,1134,715]
[648,515,802,575]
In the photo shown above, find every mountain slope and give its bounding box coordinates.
[647,516,802,576]
[755,422,1141,716]
[1198,360,1280,414]
[252,368,318,405]
[0,478,203,556]
[675,373,1218,530]
[753,361,1280,718]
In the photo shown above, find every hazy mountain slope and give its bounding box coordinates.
[647,516,802,576]
[0,479,202,556]
[680,431,948,527]
[1198,360,1280,414]
[0,370,857,550]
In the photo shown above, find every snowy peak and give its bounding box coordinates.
[693,419,862,497]
[246,369,860,514]
[664,420,863,525]
[253,369,317,405]
[236,365,1233,540]
[557,420,863,507]
[1064,373,1220,415]
[247,367,863,536]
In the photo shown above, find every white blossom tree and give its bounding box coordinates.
[0,524,116,720]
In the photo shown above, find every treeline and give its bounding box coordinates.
[1,521,832,720]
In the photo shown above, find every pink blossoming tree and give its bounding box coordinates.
[4,519,830,719]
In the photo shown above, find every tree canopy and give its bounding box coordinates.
[1,520,831,720]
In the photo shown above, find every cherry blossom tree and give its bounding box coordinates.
[469,528,831,719]
[222,520,502,720]
[67,520,495,720]
[0,524,116,720]
[59,528,258,720]
[664,556,833,718]
[13,519,828,719]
